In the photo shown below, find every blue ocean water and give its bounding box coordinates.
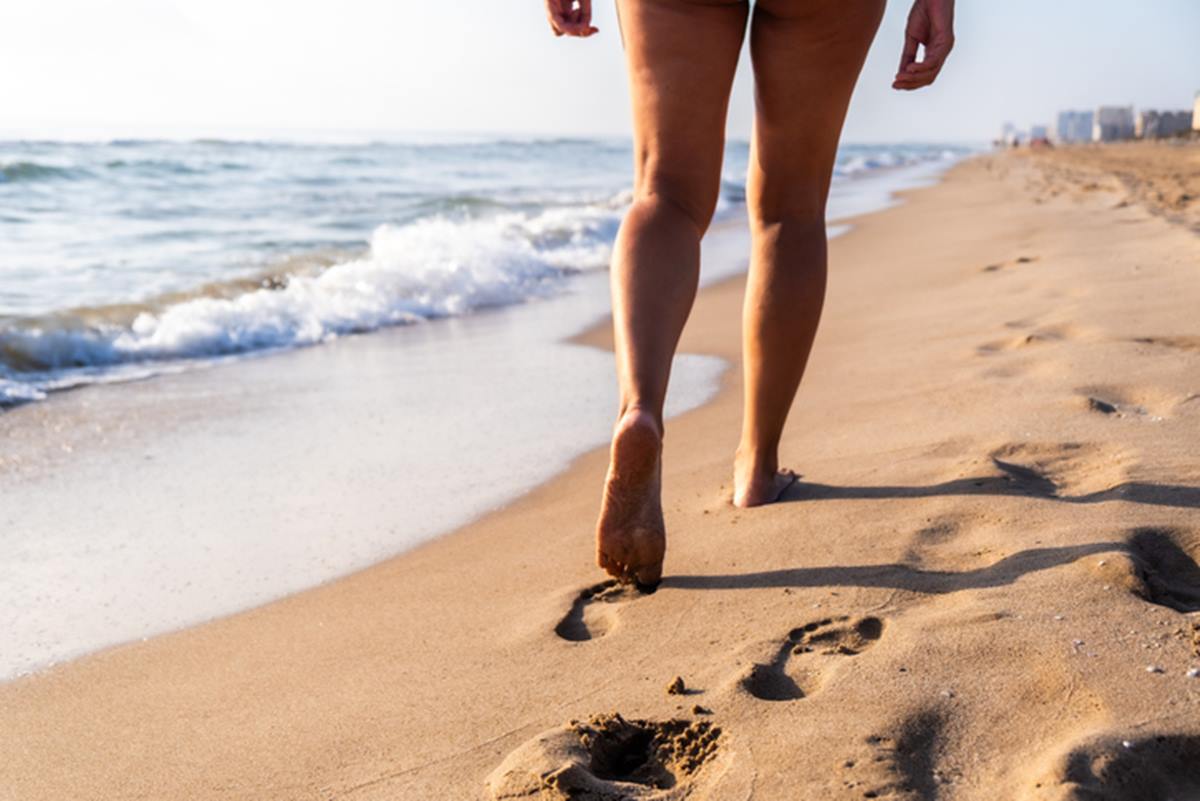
[0,137,970,405]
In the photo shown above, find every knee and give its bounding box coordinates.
[632,167,720,236]
[749,185,827,230]
[748,199,829,274]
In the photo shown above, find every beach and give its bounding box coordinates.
[0,140,953,681]
[2,141,1199,799]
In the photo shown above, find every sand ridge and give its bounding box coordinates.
[1,144,1199,800]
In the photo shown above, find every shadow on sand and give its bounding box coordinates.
[661,459,1199,594]
[782,473,1200,511]
[663,542,1121,593]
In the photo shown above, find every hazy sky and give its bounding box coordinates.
[2,0,1197,143]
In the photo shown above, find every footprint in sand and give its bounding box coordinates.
[1124,527,1200,613]
[839,710,949,801]
[981,254,1040,273]
[987,442,1131,498]
[976,322,1081,356]
[1028,733,1200,800]
[486,713,724,800]
[555,580,637,642]
[738,616,885,702]
[1075,384,1182,421]
[897,514,993,572]
[1129,335,1200,353]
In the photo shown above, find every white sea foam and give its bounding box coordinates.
[0,206,619,401]
[0,138,976,405]
[114,214,601,354]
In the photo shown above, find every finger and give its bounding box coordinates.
[549,1,583,34]
[921,37,954,71]
[897,63,942,89]
[905,48,950,74]
[892,67,936,86]
[550,14,583,35]
[895,68,937,85]
[559,22,599,37]
[892,72,936,91]
[897,33,920,75]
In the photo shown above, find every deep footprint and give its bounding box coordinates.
[740,616,885,702]
[845,711,948,801]
[487,713,723,800]
[1126,527,1200,613]
[555,580,636,642]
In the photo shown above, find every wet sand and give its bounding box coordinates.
[2,143,1199,800]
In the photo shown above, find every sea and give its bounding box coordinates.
[0,135,974,679]
[0,136,971,406]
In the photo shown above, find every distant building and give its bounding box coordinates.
[1134,111,1149,138]
[1194,92,1200,132]
[1055,110,1094,143]
[1093,106,1135,141]
[1136,109,1194,138]
[1030,124,1049,141]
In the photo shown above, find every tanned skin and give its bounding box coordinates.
[544,0,955,587]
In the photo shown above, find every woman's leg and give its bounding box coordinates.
[733,0,884,507]
[597,0,748,586]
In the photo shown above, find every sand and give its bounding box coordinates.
[1023,139,1200,232]
[2,142,1199,800]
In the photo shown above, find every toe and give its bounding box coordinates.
[774,469,799,501]
[597,549,616,574]
[632,560,662,593]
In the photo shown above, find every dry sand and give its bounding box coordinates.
[2,143,1199,800]
[1023,139,1200,232]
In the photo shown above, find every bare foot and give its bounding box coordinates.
[733,452,797,508]
[595,408,665,590]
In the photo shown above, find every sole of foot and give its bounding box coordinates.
[595,409,666,590]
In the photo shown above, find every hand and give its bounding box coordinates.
[893,0,954,90]
[545,0,598,37]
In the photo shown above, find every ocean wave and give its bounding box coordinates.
[834,145,963,179]
[103,158,252,175]
[0,206,616,403]
[0,161,82,183]
[0,137,976,407]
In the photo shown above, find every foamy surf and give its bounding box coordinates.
[0,208,619,404]
[0,137,973,405]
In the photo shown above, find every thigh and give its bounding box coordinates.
[616,0,748,229]
[748,0,884,219]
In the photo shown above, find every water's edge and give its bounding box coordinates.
[0,156,964,682]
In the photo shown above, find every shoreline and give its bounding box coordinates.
[4,143,1198,799]
[0,139,965,409]
[0,159,953,682]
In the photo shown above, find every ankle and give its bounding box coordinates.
[735,443,778,477]
[617,404,663,439]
